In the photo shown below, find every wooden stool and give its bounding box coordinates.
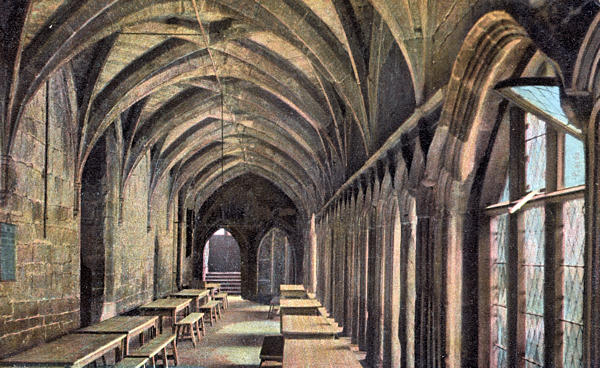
[128,333,178,368]
[113,357,149,368]
[175,312,205,348]
[259,335,284,366]
[198,301,220,326]
[215,299,224,318]
[214,292,229,309]
[268,296,280,319]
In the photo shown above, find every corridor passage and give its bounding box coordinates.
[177,296,278,367]
[176,296,366,367]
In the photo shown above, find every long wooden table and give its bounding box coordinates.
[78,315,158,355]
[279,298,321,316]
[170,289,211,312]
[139,298,192,333]
[280,284,307,299]
[283,339,363,367]
[0,333,126,367]
[281,315,339,339]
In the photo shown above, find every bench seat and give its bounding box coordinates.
[113,357,149,368]
[128,333,178,368]
[213,292,229,309]
[199,301,221,325]
[259,335,284,364]
[175,312,205,347]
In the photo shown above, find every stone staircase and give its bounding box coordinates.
[205,272,241,295]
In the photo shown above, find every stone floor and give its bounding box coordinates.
[176,296,280,368]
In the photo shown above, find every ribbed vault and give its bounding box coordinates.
[1,0,426,220]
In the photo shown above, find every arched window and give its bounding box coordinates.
[486,83,585,368]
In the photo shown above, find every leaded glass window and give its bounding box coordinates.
[486,104,585,368]
[564,134,585,188]
[562,199,584,368]
[491,214,509,368]
[525,114,546,192]
[522,206,545,367]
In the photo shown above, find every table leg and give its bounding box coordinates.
[124,336,130,356]
[172,310,177,333]
[162,347,169,368]
[159,316,164,334]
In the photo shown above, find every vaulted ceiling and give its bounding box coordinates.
[7,0,404,218]
[2,0,594,221]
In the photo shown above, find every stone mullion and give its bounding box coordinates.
[383,200,401,367]
[327,210,333,314]
[337,201,346,324]
[415,187,436,368]
[317,217,326,304]
[359,184,372,351]
[356,215,366,349]
[342,198,352,336]
[351,213,360,343]
[353,189,365,346]
[345,195,356,337]
[433,210,447,368]
[366,177,381,365]
[366,205,378,364]
[508,106,525,368]
[339,201,348,327]
[399,194,417,368]
[375,181,390,367]
[333,203,342,322]
[318,219,326,303]
[586,106,600,368]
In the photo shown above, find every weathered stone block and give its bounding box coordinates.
[12,301,39,319]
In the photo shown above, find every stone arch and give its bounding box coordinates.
[201,228,241,278]
[421,10,550,367]
[256,227,297,302]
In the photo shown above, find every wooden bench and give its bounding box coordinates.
[199,301,221,326]
[213,292,229,309]
[128,333,178,368]
[175,312,205,348]
[259,361,282,367]
[113,357,149,368]
[259,335,284,366]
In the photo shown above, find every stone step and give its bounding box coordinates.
[205,272,242,295]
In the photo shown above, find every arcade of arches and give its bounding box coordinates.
[2,1,600,367]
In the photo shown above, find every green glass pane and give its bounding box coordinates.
[564,134,585,187]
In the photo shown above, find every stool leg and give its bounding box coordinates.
[201,317,206,336]
[195,321,202,341]
[172,340,180,365]
[190,323,197,347]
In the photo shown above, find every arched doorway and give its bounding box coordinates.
[203,228,241,294]
[257,228,296,301]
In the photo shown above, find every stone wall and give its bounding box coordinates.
[0,68,179,357]
[0,70,80,355]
